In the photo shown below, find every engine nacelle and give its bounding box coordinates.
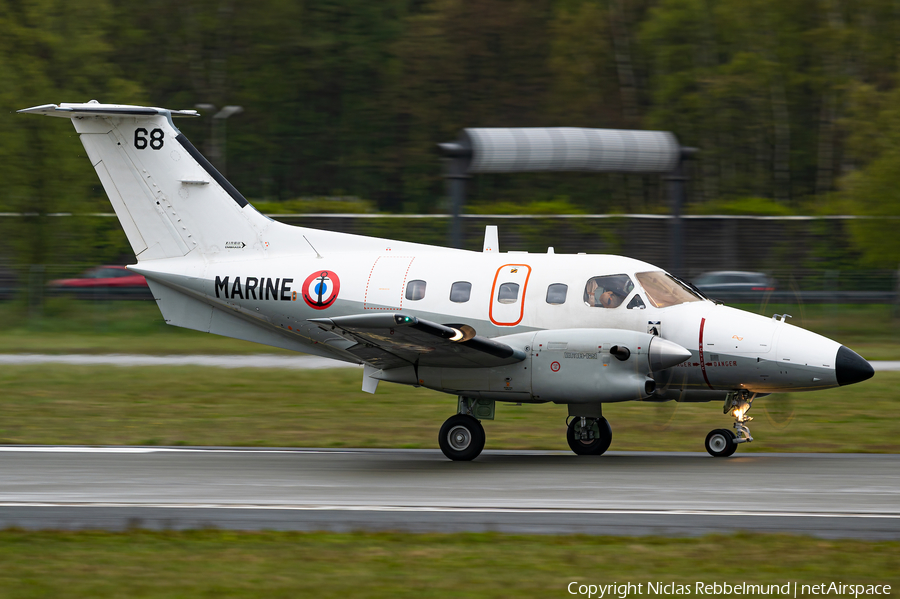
[530,329,660,403]
[410,328,691,404]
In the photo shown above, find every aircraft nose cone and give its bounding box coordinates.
[835,346,875,386]
[649,337,693,371]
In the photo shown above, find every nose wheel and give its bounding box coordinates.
[438,414,485,461]
[566,416,613,456]
[705,428,737,457]
[705,391,755,457]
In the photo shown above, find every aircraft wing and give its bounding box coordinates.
[309,313,527,369]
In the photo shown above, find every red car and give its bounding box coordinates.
[48,265,152,299]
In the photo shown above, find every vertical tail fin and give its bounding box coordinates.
[19,102,269,261]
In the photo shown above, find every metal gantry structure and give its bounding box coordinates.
[438,127,695,273]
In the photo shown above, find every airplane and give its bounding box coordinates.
[20,101,875,461]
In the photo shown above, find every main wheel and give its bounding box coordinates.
[705,428,737,457]
[566,417,612,456]
[438,414,486,461]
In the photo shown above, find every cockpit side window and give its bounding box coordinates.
[635,271,702,308]
[584,274,634,309]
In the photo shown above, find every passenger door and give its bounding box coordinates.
[489,264,531,326]
[364,255,415,311]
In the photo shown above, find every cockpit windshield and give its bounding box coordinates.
[635,271,703,308]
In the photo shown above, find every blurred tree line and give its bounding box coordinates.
[3,0,900,268]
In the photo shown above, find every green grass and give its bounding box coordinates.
[1,299,899,358]
[0,530,895,598]
[0,365,895,452]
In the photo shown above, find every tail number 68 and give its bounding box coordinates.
[134,128,164,150]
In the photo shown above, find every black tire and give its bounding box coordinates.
[566,417,612,456]
[721,429,738,457]
[705,428,737,457]
[438,414,486,461]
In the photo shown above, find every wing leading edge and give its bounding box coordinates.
[309,313,526,369]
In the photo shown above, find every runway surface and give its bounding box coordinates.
[0,447,897,539]
[0,354,896,371]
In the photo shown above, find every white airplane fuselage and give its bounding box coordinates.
[132,246,854,402]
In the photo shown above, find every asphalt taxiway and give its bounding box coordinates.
[0,447,897,538]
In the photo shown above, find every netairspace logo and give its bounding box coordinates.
[566,581,893,598]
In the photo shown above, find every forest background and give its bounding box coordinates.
[2,0,900,273]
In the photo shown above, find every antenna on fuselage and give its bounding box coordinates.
[304,235,324,259]
[483,225,498,253]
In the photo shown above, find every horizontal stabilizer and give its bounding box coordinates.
[18,102,199,119]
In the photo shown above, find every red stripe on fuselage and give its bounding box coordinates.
[698,317,713,389]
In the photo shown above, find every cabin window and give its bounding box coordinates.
[546,283,568,305]
[635,271,702,308]
[449,281,471,303]
[584,274,634,309]
[405,279,426,301]
[497,282,519,304]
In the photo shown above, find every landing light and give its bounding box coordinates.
[448,328,464,342]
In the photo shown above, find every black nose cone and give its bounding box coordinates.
[836,346,875,386]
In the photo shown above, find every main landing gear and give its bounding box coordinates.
[438,398,615,461]
[705,391,755,457]
[564,403,612,456]
[566,416,613,456]
[438,414,485,461]
[439,397,491,461]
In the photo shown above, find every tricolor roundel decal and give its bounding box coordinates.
[302,270,341,310]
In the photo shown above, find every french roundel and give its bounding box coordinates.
[302,270,341,310]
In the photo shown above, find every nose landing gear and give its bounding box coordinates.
[705,391,755,457]
[705,429,736,457]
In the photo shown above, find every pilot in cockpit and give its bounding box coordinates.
[585,274,634,308]
[597,290,623,308]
